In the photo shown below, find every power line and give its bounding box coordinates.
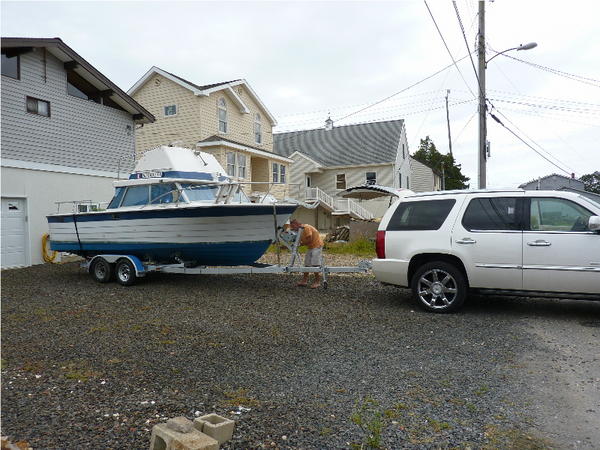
[490,106,576,173]
[488,108,572,176]
[423,0,476,98]
[488,98,600,115]
[453,1,480,88]
[332,53,473,125]
[496,52,600,88]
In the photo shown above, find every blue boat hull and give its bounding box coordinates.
[48,203,297,266]
[51,240,272,266]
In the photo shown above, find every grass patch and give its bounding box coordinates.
[325,238,375,257]
[483,424,553,449]
[267,238,375,257]
[222,388,260,407]
[61,362,98,382]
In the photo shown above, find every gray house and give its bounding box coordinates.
[519,173,600,203]
[273,119,411,229]
[1,37,154,268]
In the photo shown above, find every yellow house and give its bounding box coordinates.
[128,66,293,198]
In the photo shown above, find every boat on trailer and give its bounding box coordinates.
[47,146,297,267]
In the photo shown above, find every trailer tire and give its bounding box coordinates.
[90,257,113,283]
[115,259,137,286]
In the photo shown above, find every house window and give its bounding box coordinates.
[1,52,19,79]
[306,175,311,187]
[164,105,177,116]
[218,97,227,133]
[399,173,402,188]
[280,165,286,184]
[237,154,246,179]
[272,163,286,183]
[407,176,410,189]
[366,172,377,185]
[402,144,405,159]
[254,113,262,144]
[226,152,236,177]
[336,173,346,190]
[26,96,50,117]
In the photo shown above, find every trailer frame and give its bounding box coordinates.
[83,226,371,288]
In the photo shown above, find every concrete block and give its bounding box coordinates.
[167,417,194,433]
[150,422,219,450]
[193,414,235,444]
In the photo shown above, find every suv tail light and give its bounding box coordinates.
[376,230,386,259]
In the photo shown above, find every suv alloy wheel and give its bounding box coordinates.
[411,261,468,313]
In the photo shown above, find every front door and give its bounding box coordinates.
[1,197,28,268]
[452,196,524,290]
[523,197,600,293]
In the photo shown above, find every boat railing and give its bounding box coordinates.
[55,200,108,214]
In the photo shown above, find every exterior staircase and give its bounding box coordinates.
[303,187,374,220]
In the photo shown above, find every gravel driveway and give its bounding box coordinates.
[2,257,599,449]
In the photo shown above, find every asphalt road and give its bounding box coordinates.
[1,259,599,449]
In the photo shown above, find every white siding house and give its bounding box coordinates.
[1,37,154,268]
[409,157,442,192]
[274,119,410,229]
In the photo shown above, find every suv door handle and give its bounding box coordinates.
[527,240,552,247]
[456,238,477,244]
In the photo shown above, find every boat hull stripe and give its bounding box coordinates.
[47,204,297,223]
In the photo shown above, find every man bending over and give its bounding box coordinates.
[290,219,324,289]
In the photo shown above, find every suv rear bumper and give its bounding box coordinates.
[372,258,410,287]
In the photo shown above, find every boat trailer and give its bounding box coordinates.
[83,227,371,288]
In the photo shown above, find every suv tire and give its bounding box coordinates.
[411,261,467,313]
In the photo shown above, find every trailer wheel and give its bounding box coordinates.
[90,257,113,283]
[115,259,136,286]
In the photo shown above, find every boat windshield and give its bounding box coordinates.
[181,184,219,202]
[181,183,251,203]
[108,187,125,209]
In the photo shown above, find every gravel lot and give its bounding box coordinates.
[2,256,599,449]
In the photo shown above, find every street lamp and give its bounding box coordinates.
[486,42,538,66]
[477,3,537,189]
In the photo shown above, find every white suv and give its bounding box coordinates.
[372,189,600,312]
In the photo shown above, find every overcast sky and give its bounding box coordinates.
[2,0,599,188]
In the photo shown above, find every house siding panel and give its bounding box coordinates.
[133,74,202,153]
[410,158,439,192]
[1,50,135,174]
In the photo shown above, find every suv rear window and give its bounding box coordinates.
[387,199,456,231]
[462,197,522,231]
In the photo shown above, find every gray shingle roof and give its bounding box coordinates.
[273,119,404,166]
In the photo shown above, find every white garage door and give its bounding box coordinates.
[1,197,28,268]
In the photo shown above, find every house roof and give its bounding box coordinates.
[1,37,154,123]
[127,66,277,126]
[162,70,240,92]
[273,119,404,167]
[518,172,579,188]
[197,135,294,164]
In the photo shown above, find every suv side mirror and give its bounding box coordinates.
[589,215,600,232]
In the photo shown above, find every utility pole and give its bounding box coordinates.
[477,0,487,189]
[445,89,453,157]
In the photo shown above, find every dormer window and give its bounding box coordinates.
[218,97,227,133]
[164,105,177,117]
[254,113,262,144]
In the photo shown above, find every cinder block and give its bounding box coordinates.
[149,422,219,450]
[193,414,235,444]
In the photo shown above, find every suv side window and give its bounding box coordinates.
[462,197,523,231]
[529,197,592,232]
[387,199,456,231]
